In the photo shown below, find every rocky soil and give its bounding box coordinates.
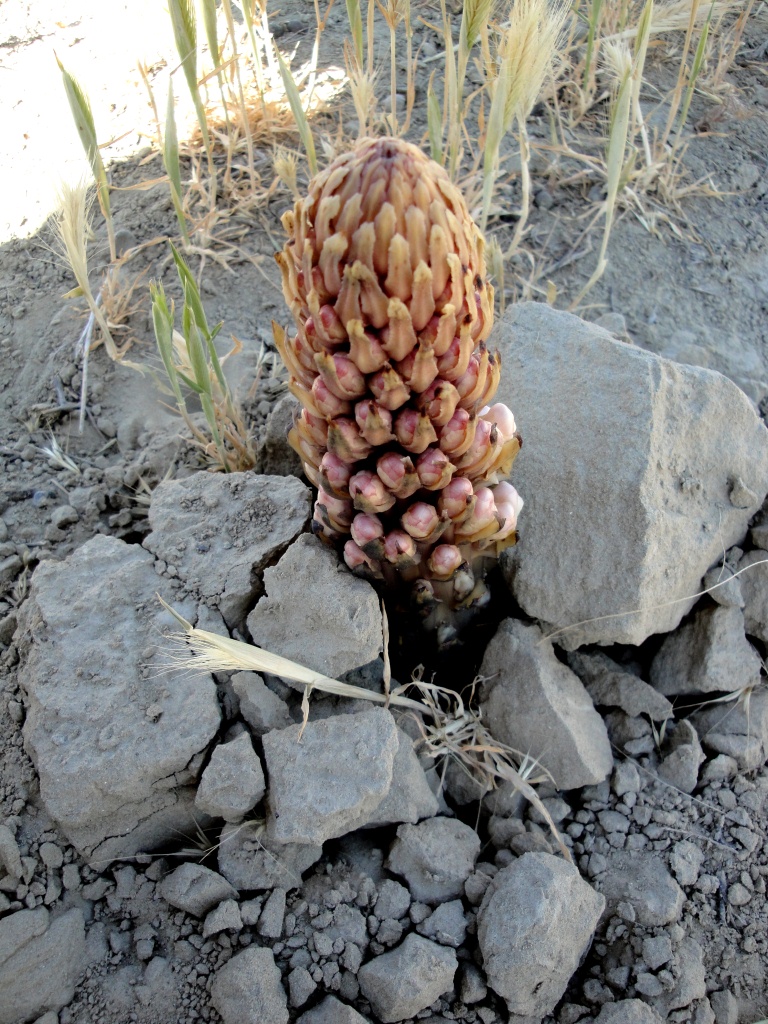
[2,3,768,1024]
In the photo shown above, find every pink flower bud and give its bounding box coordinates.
[454,486,499,542]
[401,501,441,541]
[316,303,347,342]
[315,351,367,400]
[319,452,352,496]
[316,488,354,525]
[297,409,329,447]
[416,448,454,490]
[394,407,438,454]
[427,544,464,580]
[343,539,382,577]
[355,399,394,446]
[455,418,494,472]
[416,378,460,427]
[482,403,517,441]
[311,376,352,418]
[436,333,473,381]
[438,408,477,457]
[326,418,373,464]
[350,513,385,548]
[493,482,524,539]
[369,366,410,411]
[376,452,420,499]
[437,477,474,520]
[383,530,418,566]
[349,470,396,514]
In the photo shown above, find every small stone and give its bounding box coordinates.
[727,882,751,906]
[613,762,642,797]
[416,900,467,947]
[669,841,704,886]
[210,946,288,1024]
[195,732,265,822]
[259,888,287,939]
[459,962,487,1004]
[709,989,738,1024]
[386,817,480,904]
[231,672,292,735]
[217,821,321,891]
[288,966,316,1008]
[642,934,673,970]
[203,899,243,937]
[594,1000,663,1023]
[357,933,457,1023]
[160,863,237,917]
[0,826,23,879]
[38,844,63,870]
[569,650,673,721]
[599,851,684,926]
[657,720,706,794]
[373,879,410,922]
[51,506,79,529]
[296,994,370,1023]
[739,550,768,642]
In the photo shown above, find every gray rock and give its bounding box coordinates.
[202,899,242,937]
[709,989,738,1024]
[211,946,289,1024]
[650,606,761,695]
[690,688,768,769]
[296,994,371,1023]
[16,536,220,864]
[217,821,322,890]
[247,534,381,684]
[650,938,706,1016]
[357,933,457,1023]
[594,1001,663,1023]
[567,650,673,721]
[263,709,399,845]
[160,863,237,917]
[143,471,311,628]
[373,879,411,922]
[598,851,684,925]
[702,563,744,608]
[385,817,480,904]
[288,966,317,1008]
[477,853,604,1020]
[0,825,22,880]
[459,962,487,1004]
[642,933,673,970]
[700,754,739,783]
[494,302,768,647]
[0,908,85,1024]
[258,888,287,939]
[479,619,613,789]
[657,720,705,794]
[738,549,768,641]
[416,900,468,947]
[195,732,265,822]
[365,727,439,827]
[258,394,304,477]
[232,672,293,735]
[670,840,705,887]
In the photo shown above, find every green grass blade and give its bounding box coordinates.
[427,74,444,164]
[57,57,116,261]
[582,0,603,91]
[151,284,185,405]
[200,0,220,65]
[346,0,364,66]
[168,0,210,150]
[171,243,212,338]
[678,0,714,130]
[276,48,318,176]
[163,82,191,246]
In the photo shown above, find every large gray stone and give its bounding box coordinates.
[650,605,761,696]
[0,908,85,1024]
[143,471,311,627]
[594,1001,663,1023]
[263,708,399,845]
[495,302,768,647]
[210,946,289,1024]
[16,536,220,864]
[357,933,457,1023]
[231,672,293,735]
[479,619,613,790]
[195,732,266,822]
[385,817,480,904]
[216,821,322,890]
[247,534,382,683]
[477,853,604,1021]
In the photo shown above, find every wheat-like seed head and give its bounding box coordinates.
[499,0,568,124]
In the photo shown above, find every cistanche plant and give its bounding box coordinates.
[273,136,524,646]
